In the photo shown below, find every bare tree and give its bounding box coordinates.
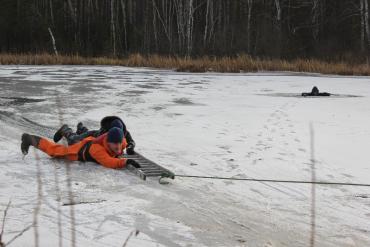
[246,0,253,54]
[120,0,128,52]
[152,0,174,51]
[274,0,282,57]
[111,0,116,56]
[361,0,365,51]
[311,0,321,42]
[48,28,58,56]
[186,0,194,56]
[0,0,368,58]
[203,0,217,49]
[364,0,370,51]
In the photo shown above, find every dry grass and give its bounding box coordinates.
[0,53,370,75]
[1,201,33,247]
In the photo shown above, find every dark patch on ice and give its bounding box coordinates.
[173,98,194,105]
[16,80,63,87]
[97,85,115,90]
[260,88,274,92]
[173,97,204,105]
[152,105,166,111]
[70,85,99,93]
[12,70,36,75]
[136,83,164,89]
[354,194,370,199]
[0,111,55,137]
[123,90,150,96]
[62,199,106,206]
[0,76,27,82]
[87,75,107,79]
[72,78,102,84]
[258,93,362,98]
[0,96,45,106]
[179,81,205,85]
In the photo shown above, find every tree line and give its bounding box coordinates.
[0,0,369,60]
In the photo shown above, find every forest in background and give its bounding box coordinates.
[1,0,370,61]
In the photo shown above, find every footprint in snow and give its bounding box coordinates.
[278,152,287,156]
[252,158,263,164]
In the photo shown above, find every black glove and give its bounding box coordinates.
[126,144,135,155]
[126,159,141,168]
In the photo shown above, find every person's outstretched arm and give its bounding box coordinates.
[89,144,127,169]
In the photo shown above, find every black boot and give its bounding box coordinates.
[53,124,73,143]
[76,122,88,135]
[21,133,41,155]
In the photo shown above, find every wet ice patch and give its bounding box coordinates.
[136,83,164,89]
[173,98,195,105]
[152,105,167,111]
[0,110,55,138]
[179,81,206,85]
[123,90,150,96]
[0,96,45,106]
[172,97,206,106]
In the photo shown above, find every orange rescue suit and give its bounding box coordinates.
[37,133,128,169]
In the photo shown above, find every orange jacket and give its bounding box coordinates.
[38,133,128,169]
[79,133,128,169]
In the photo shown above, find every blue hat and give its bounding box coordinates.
[107,127,124,143]
[111,119,123,130]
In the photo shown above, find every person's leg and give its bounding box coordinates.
[53,124,84,145]
[21,134,41,155]
[67,130,100,145]
[21,133,68,157]
[38,138,69,157]
[54,124,73,143]
[76,122,89,135]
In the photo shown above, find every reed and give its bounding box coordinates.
[0,53,369,76]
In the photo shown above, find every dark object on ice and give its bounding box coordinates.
[21,133,41,155]
[126,143,135,155]
[100,116,127,135]
[126,159,141,168]
[53,116,135,153]
[53,124,71,143]
[302,86,331,97]
[123,152,175,183]
[76,122,88,135]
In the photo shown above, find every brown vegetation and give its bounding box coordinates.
[1,53,370,76]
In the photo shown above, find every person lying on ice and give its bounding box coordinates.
[301,86,331,97]
[20,127,140,169]
[53,116,136,155]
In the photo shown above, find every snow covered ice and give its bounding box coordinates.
[0,65,369,247]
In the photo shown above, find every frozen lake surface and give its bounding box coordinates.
[0,65,369,247]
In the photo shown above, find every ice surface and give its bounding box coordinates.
[0,65,369,246]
